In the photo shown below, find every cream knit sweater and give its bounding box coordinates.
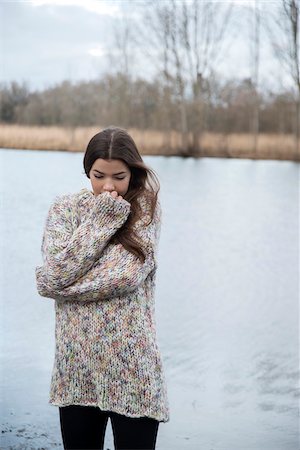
[35,187,170,423]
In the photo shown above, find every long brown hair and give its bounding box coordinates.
[83,126,160,263]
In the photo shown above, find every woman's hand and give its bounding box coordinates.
[107,190,124,201]
[96,190,123,200]
[99,190,130,207]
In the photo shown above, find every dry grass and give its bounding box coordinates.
[0,124,299,161]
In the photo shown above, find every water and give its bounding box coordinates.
[0,148,299,450]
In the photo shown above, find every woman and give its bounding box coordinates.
[35,126,170,450]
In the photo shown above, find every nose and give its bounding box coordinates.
[103,180,115,191]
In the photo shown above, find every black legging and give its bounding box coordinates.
[59,405,160,450]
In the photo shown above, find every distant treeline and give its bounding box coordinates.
[0,74,296,135]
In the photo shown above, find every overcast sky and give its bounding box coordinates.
[0,0,291,92]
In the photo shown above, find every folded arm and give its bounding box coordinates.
[36,197,162,302]
[35,191,131,290]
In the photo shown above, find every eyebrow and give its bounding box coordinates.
[93,170,127,175]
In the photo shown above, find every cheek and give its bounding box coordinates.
[91,178,102,191]
[124,178,131,189]
[119,179,130,194]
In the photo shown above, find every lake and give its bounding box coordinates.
[0,148,298,450]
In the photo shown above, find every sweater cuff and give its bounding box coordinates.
[95,191,131,217]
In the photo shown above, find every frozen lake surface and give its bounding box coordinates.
[0,148,299,449]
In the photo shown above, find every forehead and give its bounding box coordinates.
[91,158,129,173]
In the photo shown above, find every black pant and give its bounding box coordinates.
[59,405,160,450]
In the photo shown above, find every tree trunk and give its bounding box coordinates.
[191,72,203,155]
[179,96,188,153]
[295,93,300,160]
[252,89,259,156]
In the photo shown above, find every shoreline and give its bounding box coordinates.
[0,124,299,161]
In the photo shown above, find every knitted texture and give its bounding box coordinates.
[35,188,170,423]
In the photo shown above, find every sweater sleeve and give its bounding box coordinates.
[35,197,162,302]
[35,191,131,290]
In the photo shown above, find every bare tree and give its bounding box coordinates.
[185,0,233,155]
[267,0,300,158]
[135,1,188,150]
[249,0,261,155]
[106,8,135,127]
[133,0,234,155]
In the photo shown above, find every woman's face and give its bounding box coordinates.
[89,158,131,197]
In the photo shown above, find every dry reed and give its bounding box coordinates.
[0,124,298,161]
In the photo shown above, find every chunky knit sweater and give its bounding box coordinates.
[35,188,170,423]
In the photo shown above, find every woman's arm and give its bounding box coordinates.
[35,191,131,290]
[36,198,162,302]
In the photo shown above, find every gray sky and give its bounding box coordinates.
[0,0,292,92]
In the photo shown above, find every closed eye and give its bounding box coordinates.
[94,176,125,180]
